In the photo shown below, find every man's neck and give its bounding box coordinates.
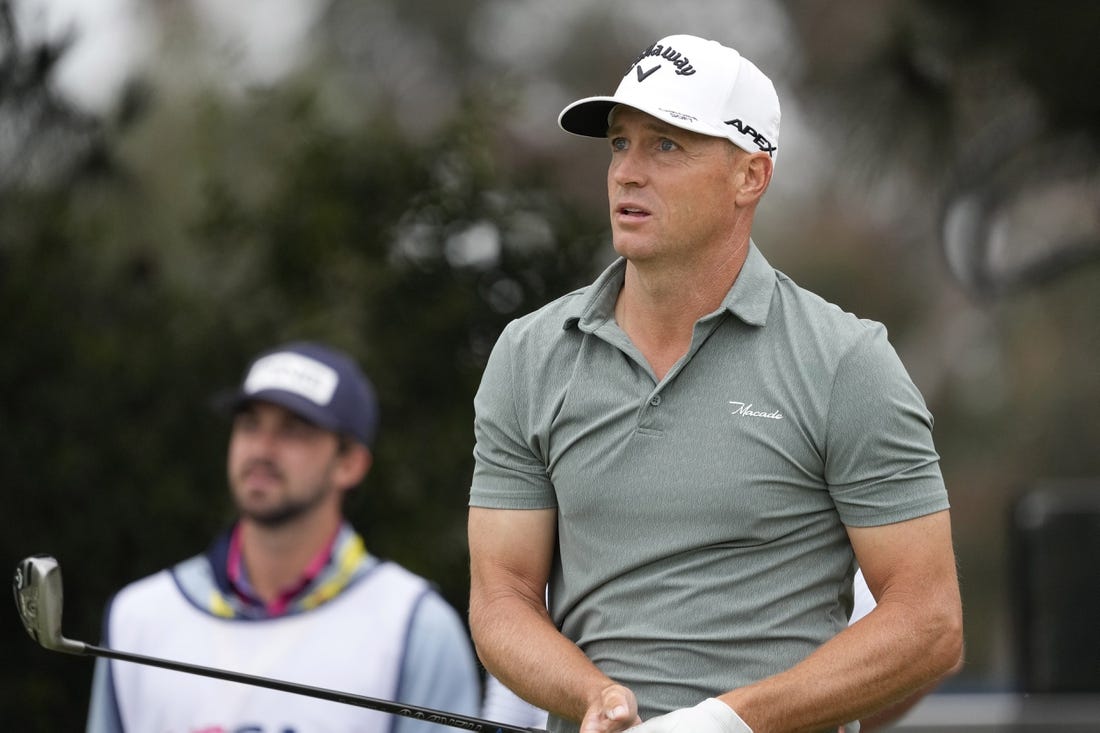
[615,238,750,380]
[236,512,341,604]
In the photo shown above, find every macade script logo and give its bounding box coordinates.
[729,401,784,420]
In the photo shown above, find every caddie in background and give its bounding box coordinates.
[468,34,963,733]
[87,341,480,733]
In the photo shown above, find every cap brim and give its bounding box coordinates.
[558,96,620,137]
[209,388,344,436]
[559,95,734,143]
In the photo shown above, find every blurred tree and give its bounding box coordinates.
[0,0,107,190]
[5,0,1100,728]
[1,6,607,731]
[779,0,1100,689]
[782,0,1100,296]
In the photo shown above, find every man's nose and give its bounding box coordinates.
[240,425,279,456]
[610,148,648,187]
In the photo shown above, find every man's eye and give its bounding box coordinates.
[611,137,628,151]
[284,421,316,438]
[233,412,259,431]
[658,139,677,152]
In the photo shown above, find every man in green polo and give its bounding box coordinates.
[468,34,962,733]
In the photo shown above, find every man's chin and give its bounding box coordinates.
[233,484,331,528]
[238,501,309,528]
[610,235,661,261]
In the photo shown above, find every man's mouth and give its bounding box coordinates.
[617,205,650,219]
[241,461,282,484]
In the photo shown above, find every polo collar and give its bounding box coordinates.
[565,241,776,332]
[721,242,776,327]
[205,521,370,619]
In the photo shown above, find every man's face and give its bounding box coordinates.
[227,401,346,527]
[606,106,744,266]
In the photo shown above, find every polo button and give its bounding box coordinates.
[649,395,661,406]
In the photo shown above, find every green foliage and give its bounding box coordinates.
[0,81,605,730]
[5,2,1100,728]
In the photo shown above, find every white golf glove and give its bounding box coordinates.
[630,698,752,733]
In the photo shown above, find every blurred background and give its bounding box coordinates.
[3,0,1099,729]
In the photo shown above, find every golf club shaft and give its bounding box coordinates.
[74,641,540,733]
[14,555,543,733]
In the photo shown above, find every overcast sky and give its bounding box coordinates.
[14,0,146,111]
[14,0,324,112]
[11,0,829,214]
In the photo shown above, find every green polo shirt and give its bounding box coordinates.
[470,244,947,731]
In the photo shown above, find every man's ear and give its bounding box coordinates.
[336,443,372,491]
[735,152,774,207]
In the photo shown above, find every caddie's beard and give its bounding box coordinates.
[233,462,334,528]
[240,491,329,528]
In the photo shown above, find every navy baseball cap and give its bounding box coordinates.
[216,341,380,448]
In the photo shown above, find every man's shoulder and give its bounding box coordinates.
[487,285,595,375]
[117,563,186,598]
[367,558,432,592]
[367,561,466,631]
[503,284,591,338]
[773,269,887,342]
[106,562,189,624]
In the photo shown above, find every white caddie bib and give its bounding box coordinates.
[107,562,427,733]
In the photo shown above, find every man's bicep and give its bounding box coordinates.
[468,507,556,604]
[847,511,965,711]
[847,510,959,606]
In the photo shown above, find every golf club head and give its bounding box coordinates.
[13,555,86,655]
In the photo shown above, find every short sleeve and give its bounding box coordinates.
[825,325,949,526]
[469,322,557,510]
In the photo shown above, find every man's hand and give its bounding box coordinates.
[628,699,752,733]
[580,684,642,733]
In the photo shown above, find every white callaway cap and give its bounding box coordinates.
[558,34,780,160]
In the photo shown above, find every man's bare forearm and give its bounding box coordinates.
[718,592,963,732]
[470,590,613,723]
